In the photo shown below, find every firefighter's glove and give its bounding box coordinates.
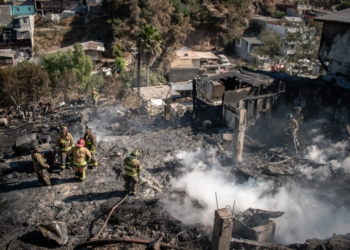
[55,146,60,152]
[91,146,95,151]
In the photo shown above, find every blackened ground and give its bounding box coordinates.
[0,103,350,250]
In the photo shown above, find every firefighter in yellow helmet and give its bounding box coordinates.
[83,125,98,167]
[67,138,91,181]
[284,114,300,148]
[124,149,142,196]
[31,145,51,186]
[293,106,304,125]
[92,88,98,107]
[55,126,74,171]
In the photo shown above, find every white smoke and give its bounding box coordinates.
[162,149,350,244]
[297,138,350,179]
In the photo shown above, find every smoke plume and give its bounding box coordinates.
[297,136,350,179]
[162,148,350,244]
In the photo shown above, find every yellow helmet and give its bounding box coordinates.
[131,149,140,157]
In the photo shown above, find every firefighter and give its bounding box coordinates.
[92,88,98,107]
[124,149,142,196]
[68,138,91,181]
[83,125,98,167]
[31,145,51,186]
[293,106,304,125]
[284,114,300,148]
[55,126,74,171]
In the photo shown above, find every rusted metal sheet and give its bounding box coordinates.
[232,208,284,243]
[223,87,252,107]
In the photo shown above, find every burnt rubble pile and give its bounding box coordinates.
[1,101,350,249]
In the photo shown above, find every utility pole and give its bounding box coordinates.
[233,108,247,163]
[137,39,141,96]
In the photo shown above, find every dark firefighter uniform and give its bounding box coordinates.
[55,126,74,170]
[83,125,98,167]
[32,146,51,186]
[284,115,300,147]
[293,107,304,125]
[124,150,142,196]
[68,139,91,181]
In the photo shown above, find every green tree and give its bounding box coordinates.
[0,62,50,107]
[283,25,318,75]
[40,50,74,86]
[110,43,124,58]
[254,28,283,59]
[271,10,286,19]
[107,18,124,37]
[115,57,127,73]
[72,43,93,91]
[338,0,350,10]
[138,24,162,86]
[40,43,93,93]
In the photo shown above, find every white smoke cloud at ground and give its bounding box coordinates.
[296,135,350,180]
[162,148,350,244]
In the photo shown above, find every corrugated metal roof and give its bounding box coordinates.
[251,16,281,22]
[200,69,275,87]
[314,8,350,24]
[175,50,200,59]
[14,27,30,32]
[193,51,219,59]
[42,41,105,54]
[170,59,195,68]
[283,17,304,22]
[133,85,182,100]
[242,37,263,44]
[170,82,193,91]
[0,53,14,58]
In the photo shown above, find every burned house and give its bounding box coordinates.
[315,9,350,85]
[193,70,283,128]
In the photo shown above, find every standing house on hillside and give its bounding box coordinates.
[235,36,263,62]
[167,49,201,83]
[0,0,35,8]
[251,15,315,57]
[0,50,15,66]
[193,51,219,65]
[315,8,350,87]
[35,0,84,15]
[0,6,34,49]
[133,85,182,115]
[41,40,107,67]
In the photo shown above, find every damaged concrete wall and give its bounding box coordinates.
[318,22,350,81]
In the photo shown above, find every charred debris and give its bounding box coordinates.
[0,68,350,250]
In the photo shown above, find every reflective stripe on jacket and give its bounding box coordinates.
[68,146,91,166]
[56,132,74,151]
[32,152,48,172]
[124,157,142,177]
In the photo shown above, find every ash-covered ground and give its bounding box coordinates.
[1,103,350,250]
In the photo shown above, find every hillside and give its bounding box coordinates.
[34,0,342,71]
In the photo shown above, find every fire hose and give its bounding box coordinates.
[292,133,299,158]
[73,238,191,250]
[90,193,129,240]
